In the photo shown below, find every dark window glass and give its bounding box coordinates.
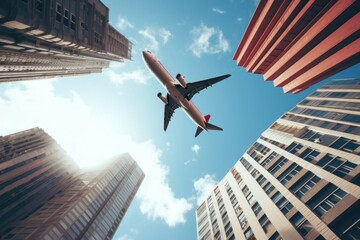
[290,212,313,236]
[308,184,347,217]
[56,3,62,22]
[269,231,282,240]
[268,157,288,174]
[334,161,357,178]
[271,192,282,203]
[331,137,348,149]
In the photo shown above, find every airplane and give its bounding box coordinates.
[142,50,231,137]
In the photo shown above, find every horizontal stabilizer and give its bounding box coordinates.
[205,122,223,131]
[195,126,204,137]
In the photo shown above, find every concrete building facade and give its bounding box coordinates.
[0,128,144,240]
[233,0,360,93]
[0,0,132,82]
[196,79,360,240]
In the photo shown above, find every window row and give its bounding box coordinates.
[299,99,360,111]
[301,130,360,156]
[290,107,360,124]
[281,113,360,135]
[309,91,360,99]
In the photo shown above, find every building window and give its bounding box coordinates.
[256,174,266,185]
[268,157,289,174]
[341,220,360,240]
[241,158,254,171]
[259,214,273,234]
[244,227,256,240]
[242,185,249,195]
[307,184,347,217]
[246,193,256,206]
[271,192,283,203]
[238,212,248,230]
[317,154,357,178]
[56,3,62,22]
[228,234,235,240]
[263,182,274,194]
[214,230,221,240]
[35,0,43,11]
[299,148,320,162]
[224,222,233,236]
[331,138,360,154]
[280,202,293,215]
[269,231,282,240]
[290,212,313,236]
[63,8,69,26]
[70,14,76,30]
[277,164,303,185]
[286,142,303,154]
[200,230,211,240]
[251,202,262,216]
[95,32,102,44]
[290,172,321,198]
[261,152,278,167]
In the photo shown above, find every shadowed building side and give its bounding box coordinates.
[0,128,144,240]
[0,128,80,237]
[196,79,360,240]
[233,0,360,93]
[0,0,132,82]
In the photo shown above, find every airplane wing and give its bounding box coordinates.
[164,94,179,131]
[175,74,231,101]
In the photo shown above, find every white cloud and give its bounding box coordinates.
[212,8,225,14]
[184,158,197,165]
[237,17,243,23]
[159,28,172,44]
[189,23,230,57]
[191,144,200,154]
[138,27,172,52]
[117,17,134,30]
[193,174,218,205]
[118,235,132,240]
[116,228,138,240]
[0,80,192,227]
[108,68,151,86]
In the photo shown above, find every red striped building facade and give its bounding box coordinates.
[233,0,360,93]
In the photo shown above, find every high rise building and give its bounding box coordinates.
[0,128,144,240]
[0,128,80,236]
[196,79,360,240]
[233,1,360,93]
[0,0,132,82]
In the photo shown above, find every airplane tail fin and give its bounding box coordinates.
[194,115,223,137]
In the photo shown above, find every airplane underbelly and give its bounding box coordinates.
[182,102,206,130]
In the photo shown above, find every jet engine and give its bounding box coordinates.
[176,73,187,88]
[157,92,168,105]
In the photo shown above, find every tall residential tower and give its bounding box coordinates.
[0,128,144,240]
[196,79,360,240]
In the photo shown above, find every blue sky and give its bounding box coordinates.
[0,1,359,239]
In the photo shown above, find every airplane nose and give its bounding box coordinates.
[142,51,151,62]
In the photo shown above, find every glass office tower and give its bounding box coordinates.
[196,79,360,240]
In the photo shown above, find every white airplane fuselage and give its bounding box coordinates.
[142,51,208,131]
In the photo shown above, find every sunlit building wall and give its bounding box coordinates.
[196,79,360,240]
[0,0,132,82]
[233,1,360,93]
[0,128,80,237]
[0,128,144,240]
